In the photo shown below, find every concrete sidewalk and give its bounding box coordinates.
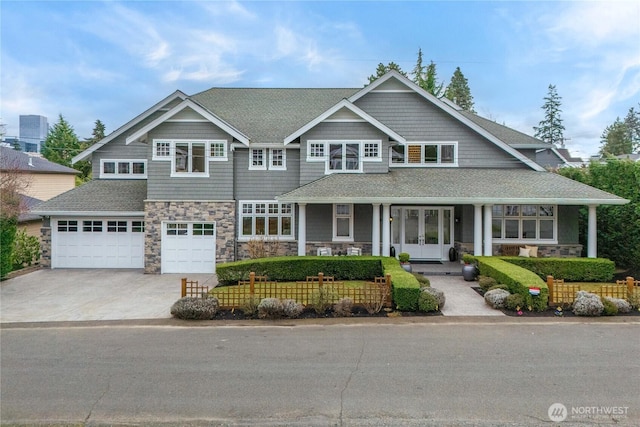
[426,275,504,316]
[0,269,216,323]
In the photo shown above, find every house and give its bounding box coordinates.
[32,71,629,274]
[0,146,78,236]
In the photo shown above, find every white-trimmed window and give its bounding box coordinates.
[132,221,145,233]
[492,205,556,242]
[57,220,78,232]
[269,148,286,170]
[249,148,266,170]
[390,142,458,166]
[307,140,381,173]
[100,159,147,179]
[107,221,127,232]
[193,223,215,236]
[152,139,228,177]
[83,220,102,232]
[333,203,353,241]
[166,223,188,236]
[239,201,294,240]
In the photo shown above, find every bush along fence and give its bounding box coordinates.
[547,275,640,305]
[204,271,392,310]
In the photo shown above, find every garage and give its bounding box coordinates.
[52,218,145,268]
[161,221,216,274]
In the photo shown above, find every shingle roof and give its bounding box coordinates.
[458,111,549,148]
[277,169,628,205]
[32,180,146,215]
[18,194,43,223]
[191,88,358,144]
[0,147,79,174]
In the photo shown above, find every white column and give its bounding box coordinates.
[297,203,307,256]
[474,204,483,256]
[382,204,391,257]
[587,205,597,258]
[371,203,381,256]
[483,204,493,256]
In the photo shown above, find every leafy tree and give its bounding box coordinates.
[444,67,476,112]
[557,159,640,276]
[0,161,29,278]
[599,117,632,156]
[533,84,565,146]
[41,114,80,168]
[367,62,407,83]
[75,119,106,183]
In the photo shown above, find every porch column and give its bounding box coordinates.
[483,204,493,256]
[474,204,483,256]
[382,203,391,257]
[371,203,381,256]
[587,204,597,258]
[297,203,307,256]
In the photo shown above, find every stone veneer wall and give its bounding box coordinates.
[144,201,235,274]
[235,241,374,260]
[454,242,583,259]
[40,226,51,268]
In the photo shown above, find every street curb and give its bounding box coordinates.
[2,314,639,329]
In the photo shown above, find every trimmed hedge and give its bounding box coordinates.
[476,257,548,311]
[216,256,384,285]
[501,257,615,282]
[381,257,421,311]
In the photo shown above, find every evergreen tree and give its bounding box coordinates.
[599,117,633,156]
[367,62,407,84]
[623,105,640,153]
[424,60,444,97]
[533,84,565,146]
[444,67,475,112]
[411,48,426,90]
[41,114,80,168]
[75,119,106,183]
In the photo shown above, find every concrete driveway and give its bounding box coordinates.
[0,269,216,323]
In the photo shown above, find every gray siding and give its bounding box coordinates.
[299,121,390,185]
[91,135,147,177]
[355,92,528,169]
[234,148,301,200]
[146,122,235,200]
[535,149,564,169]
[558,205,579,244]
[305,203,373,242]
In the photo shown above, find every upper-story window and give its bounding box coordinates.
[249,148,287,170]
[100,159,147,179]
[307,140,381,174]
[390,142,457,167]
[153,139,228,177]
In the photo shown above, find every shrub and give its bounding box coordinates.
[488,284,510,292]
[398,252,411,263]
[412,272,430,286]
[420,287,445,309]
[484,289,510,309]
[171,297,219,320]
[381,257,420,311]
[627,292,640,309]
[476,257,548,311]
[258,298,284,319]
[604,297,631,314]
[504,293,525,311]
[333,298,353,317]
[309,285,338,314]
[602,298,619,316]
[12,228,40,269]
[281,299,304,318]
[478,276,498,292]
[502,257,615,282]
[418,291,439,312]
[572,291,604,316]
[241,295,260,317]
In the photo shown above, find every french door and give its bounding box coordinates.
[392,207,453,260]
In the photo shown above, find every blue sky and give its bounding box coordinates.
[1,1,639,158]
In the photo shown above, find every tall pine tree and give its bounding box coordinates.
[75,119,106,183]
[367,62,407,83]
[41,115,80,168]
[600,117,633,156]
[410,48,443,97]
[533,84,565,146]
[444,67,475,112]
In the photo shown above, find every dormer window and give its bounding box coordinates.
[390,142,458,167]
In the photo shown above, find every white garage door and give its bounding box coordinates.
[161,222,216,274]
[52,218,145,268]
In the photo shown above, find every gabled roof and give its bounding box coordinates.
[32,180,146,216]
[0,147,78,174]
[18,194,43,223]
[191,88,358,144]
[284,99,406,145]
[125,98,250,146]
[277,169,629,205]
[458,111,550,149]
[73,91,188,163]
[347,71,546,171]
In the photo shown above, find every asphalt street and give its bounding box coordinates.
[2,321,639,426]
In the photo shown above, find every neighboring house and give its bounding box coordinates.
[615,153,640,162]
[33,71,628,274]
[0,147,78,236]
